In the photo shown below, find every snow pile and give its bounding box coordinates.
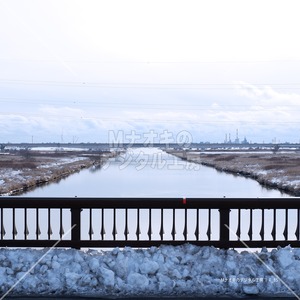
[0,245,300,297]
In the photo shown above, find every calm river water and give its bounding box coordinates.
[21,148,290,198]
[12,148,293,242]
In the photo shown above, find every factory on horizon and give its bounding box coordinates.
[224,129,249,144]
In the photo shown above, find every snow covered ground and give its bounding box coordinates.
[0,149,119,196]
[0,244,300,298]
[0,155,95,196]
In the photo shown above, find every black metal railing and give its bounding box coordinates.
[0,197,300,249]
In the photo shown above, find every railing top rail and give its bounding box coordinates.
[0,197,300,209]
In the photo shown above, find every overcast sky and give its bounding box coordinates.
[1,0,300,143]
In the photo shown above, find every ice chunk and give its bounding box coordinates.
[127,272,149,290]
[275,247,294,269]
[88,257,100,273]
[139,259,159,275]
[99,266,115,288]
[243,284,259,295]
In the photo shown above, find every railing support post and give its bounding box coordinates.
[71,208,81,249]
[219,208,230,247]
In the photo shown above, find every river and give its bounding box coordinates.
[12,148,292,242]
[21,148,291,198]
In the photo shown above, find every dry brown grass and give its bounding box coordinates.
[214,155,237,161]
[263,164,284,170]
[0,150,115,195]
[0,160,37,169]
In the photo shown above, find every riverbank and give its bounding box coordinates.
[0,149,119,196]
[167,150,300,196]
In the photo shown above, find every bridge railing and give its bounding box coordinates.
[0,197,300,249]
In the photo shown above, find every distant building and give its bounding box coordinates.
[241,137,249,144]
[234,129,240,144]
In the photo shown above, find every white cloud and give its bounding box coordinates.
[235,81,300,105]
[1,1,300,143]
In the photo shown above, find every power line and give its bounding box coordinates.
[1,112,300,125]
[1,99,300,111]
[1,79,300,90]
[1,79,300,85]
[1,98,300,112]
[1,58,300,64]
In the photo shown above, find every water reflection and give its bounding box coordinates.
[89,164,103,173]
[21,148,291,198]
[14,148,293,244]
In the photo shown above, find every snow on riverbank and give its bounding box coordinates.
[0,149,120,196]
[0,155,96,196]
[0,244,299,297]
[169,151,300,196]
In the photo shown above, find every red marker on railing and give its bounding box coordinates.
[183,197,187,204]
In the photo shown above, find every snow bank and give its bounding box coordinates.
[36,156,87,169]
[0,245,299,297]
